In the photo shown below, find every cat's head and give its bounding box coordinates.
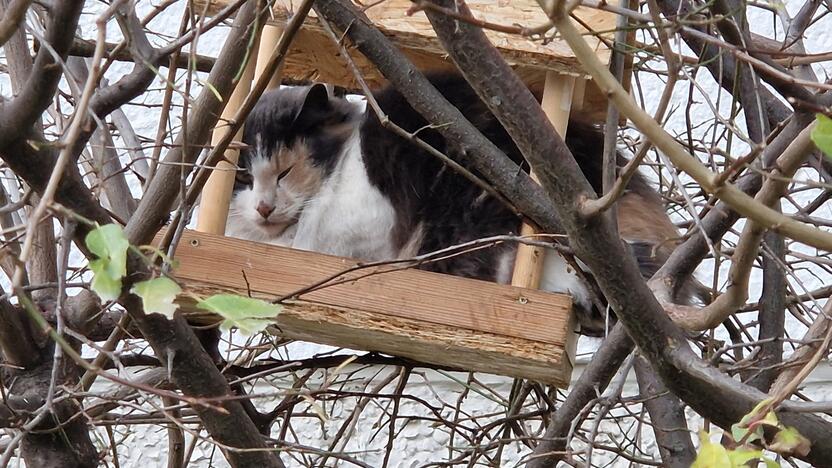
[228,84,359,239]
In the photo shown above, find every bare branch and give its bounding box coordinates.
[0,0,31,48]
[527,324,634,467]
[747,229,787,391]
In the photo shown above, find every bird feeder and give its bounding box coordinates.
[168,0,622,386]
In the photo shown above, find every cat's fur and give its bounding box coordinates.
[226,74,689,335]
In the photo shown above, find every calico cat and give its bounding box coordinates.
[226,74,689,335]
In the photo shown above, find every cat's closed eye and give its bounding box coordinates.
[277,165,293,182]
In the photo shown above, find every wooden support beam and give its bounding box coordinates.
[163,230,574,386]
[572,79,587,112]
[197,21,286,236]
[511,73,575,289]
[196,48,258,235]
[255,24,286,89]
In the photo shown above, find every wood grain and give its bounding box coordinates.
[162,230,574,385]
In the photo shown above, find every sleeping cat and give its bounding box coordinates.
[225,74,690,335]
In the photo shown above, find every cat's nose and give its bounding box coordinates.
[256,202,275,219]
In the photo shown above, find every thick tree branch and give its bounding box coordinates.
[0,0,83,147]
[711,0,770,143]
[0,0,32,93]
[0,290,39,368]
[633,355,695,467]
[0,0,58,306]
[25,195,58,302]
[747,227,787,391]
[0,0,31,48]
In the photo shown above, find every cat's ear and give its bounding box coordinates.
[294,83,331,123]
[301,83,330,113]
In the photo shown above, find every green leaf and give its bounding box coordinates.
[727,448,765,467]
[198,79,223,103]
[196,294,282,335]
[769,426,811,457]
[85,224,129,301]
[760,410,779,429]
[731,422,761,444]
[131,277,182,320]
[761,458,781,468]
[812,114,832,158]
[693,432,732,468]
[88,260,121,302]
[732,423,764,445]
[733,399,774,444]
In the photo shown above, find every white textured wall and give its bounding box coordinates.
[2,0,831,466]
[93,357,832,468]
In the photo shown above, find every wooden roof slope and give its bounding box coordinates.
[196,0,618,117]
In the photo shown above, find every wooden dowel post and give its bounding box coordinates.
[572,79,587,112]
[511,72,576,289]
[255,23,286,89]
[195,58,256,235]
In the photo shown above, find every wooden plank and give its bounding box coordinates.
[165,230,573,385]
[180,281,572,386]
[168,231,572,385]
[169,230,571,345]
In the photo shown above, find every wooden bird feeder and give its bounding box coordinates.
[171,0,622,386]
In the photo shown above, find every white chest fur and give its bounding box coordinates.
[291,130,398,261]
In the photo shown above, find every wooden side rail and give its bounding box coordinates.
[163,230,574,386]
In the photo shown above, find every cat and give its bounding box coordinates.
[225,74,691,335]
